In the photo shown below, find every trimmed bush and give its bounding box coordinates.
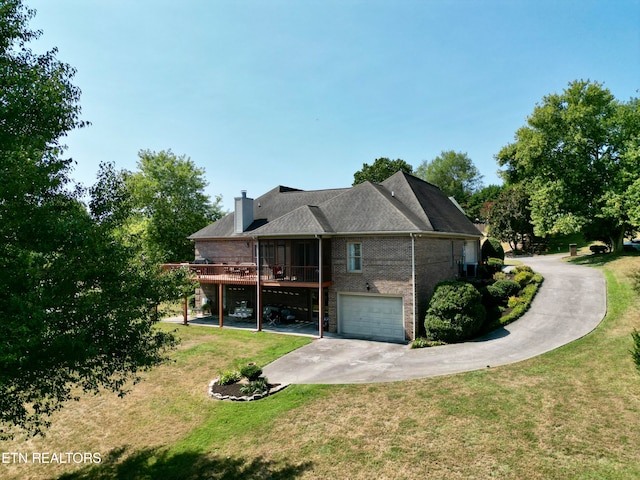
[507,296,526,309]
[487,257,504,271]
[240,364,263,381]
[482,285,505,307]
[482,237,505,261]
[411,337,444,349]
[493,271,509,281]
[514,264,533,274]
[493,280,521,298]
[514,271,534,287]
[424,281,486,343]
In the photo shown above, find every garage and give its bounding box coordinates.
[338,294,405,342]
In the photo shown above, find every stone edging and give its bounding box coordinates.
[208,378,289,402]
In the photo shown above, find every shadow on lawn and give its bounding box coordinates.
[568,251,640,268]
[55,446,313,480]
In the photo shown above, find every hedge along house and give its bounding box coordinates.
[187,171,481,343]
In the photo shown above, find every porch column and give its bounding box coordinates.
[218,283,224,328]
[318,236,323,338]
[256,238,262,332]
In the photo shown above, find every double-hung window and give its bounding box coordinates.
[347,242,362,272]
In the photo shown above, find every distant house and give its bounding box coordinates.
[187,171,481,342]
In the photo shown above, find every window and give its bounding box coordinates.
[347,242,362,272]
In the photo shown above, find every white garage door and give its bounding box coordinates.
[338,294,405,342]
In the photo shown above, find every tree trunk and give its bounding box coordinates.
[610,229,625,253]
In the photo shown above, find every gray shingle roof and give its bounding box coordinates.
[189,172,480,239]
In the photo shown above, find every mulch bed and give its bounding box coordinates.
[209,380,285,401]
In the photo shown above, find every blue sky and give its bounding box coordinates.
[28,0,640,211]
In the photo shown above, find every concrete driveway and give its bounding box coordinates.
[262,253,607,384]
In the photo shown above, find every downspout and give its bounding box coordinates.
[411,233,416,341]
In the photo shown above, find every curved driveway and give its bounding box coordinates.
[263,254,607,384]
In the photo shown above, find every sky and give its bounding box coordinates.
[27,0,640,212]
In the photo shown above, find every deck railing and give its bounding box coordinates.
[163,263,330,284]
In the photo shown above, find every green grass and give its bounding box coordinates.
[2,255,640,479]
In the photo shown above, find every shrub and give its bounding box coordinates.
[632,331,640,373]
[487,257,504,273]
[218,370,241,386]
[493,280,521,298]
[482,237,505,261]
[514,264,533,274]
[493,271,509,281]
[424,281,486,343]
[411,337,444,349]
[514,271,534,287]
[240,364,263,381]
[482,285,505,307]
[507,296,526,309]
[240,377,270,395]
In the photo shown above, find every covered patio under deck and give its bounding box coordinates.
[163,311,320,337]
[164,262,331,337]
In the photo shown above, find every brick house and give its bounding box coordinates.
[187,171,481,343]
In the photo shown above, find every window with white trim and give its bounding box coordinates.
[347,242,362,272]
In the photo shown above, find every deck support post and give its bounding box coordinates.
[218,283,224,328]
[183,296,188,325]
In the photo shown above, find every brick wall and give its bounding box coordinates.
[194,239,255,264]
[328,234,466,341]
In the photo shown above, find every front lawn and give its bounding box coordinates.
[2,255,640,479]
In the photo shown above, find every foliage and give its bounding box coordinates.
[240,364,263,381]
[218,370,242,386]
[123,149,223,263]
[487,257,504,271]
[481,237,505,261]
[410,337,445,349]
[514,265,533,274]
[514,271,534,287]
[487,184,534,252]
[415,150,483,203]
[632,331,640,374]
[424,281,486,343]
[239,377,270,396]
[352,157,413,185]
[463,184,504,223]
[0,2,194,438]
[496,80,640,251]
[493,271,509,281]
[493,280,521,298]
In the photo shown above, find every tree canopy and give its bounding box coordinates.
[124,149,223,264]
[487,184,534,252]
[415,150,483,203]
[0,1,192,438]
[496,80,640,250]
[352,157,413,185]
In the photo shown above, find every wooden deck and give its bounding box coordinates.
[163,263,331,287]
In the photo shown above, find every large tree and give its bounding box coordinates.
[0,1,191,438]
[464,184,504,223]
[352,157,413,185]
[125,149,223,263]
[415,150,483,203]
[496,80,639,251]
[487,184,534,252]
